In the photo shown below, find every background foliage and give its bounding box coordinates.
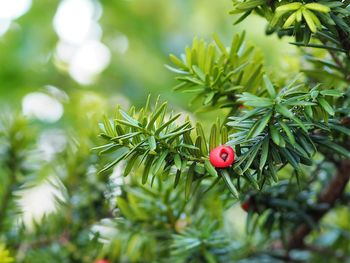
[1,0,350,262]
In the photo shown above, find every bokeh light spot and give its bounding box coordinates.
[69,40,111,85]
[0,19,11,36]
[16,176,66,230]
[111,34,129,54]
[53,0,101,44]
[0,0,32,20]
[22,92,64,123]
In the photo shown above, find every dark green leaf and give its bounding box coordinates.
[270,125,286,147]
[147,102,168,129]
[142,155,155,184]
[148,136,157,152]
[209,124,218,151]
[120,110,140,127]
[259,136,269,170]
[152,150,169,175]
[185,162,196,200]
[204,160,218,177]
[318,97,334,116]
[123,152,139,177]
[279,120,296,145]
[174,154,182,170]
[247,110,272,138]
[263,75,276,98]
[220,169,239,198]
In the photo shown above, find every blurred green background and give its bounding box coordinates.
[0,0,298,125]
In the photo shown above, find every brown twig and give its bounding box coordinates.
[287,159,350,249]
[319,38,345,69]
[318,33,350,82]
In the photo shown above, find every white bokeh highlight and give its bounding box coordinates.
[0,0,32,36]
[53,0,100,45]
[111,34,129,54]
[44,85,70,103]
[55,41,77,64]
[0,0,32,20]
[91,218,118,243]
[0,20,11,36]
[37,129,67,162]
[53,0,111,85]
[16,176,66,230]
[22,92,64,123]
[69,40,111,85]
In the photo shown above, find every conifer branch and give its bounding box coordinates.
[0,166,16,232]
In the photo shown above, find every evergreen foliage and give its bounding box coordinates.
[0,113,109,262]
[1,1,350,262]
[96,0,350,262]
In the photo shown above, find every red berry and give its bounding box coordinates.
[94,260,109,263]
[209,145,235,168]
[241,199,250,212]
[238,105,245,110]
